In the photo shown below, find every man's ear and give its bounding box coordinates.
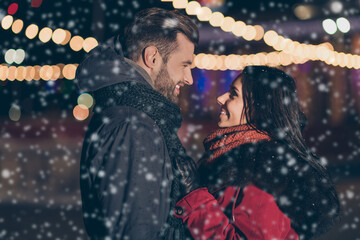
[143,46,160,69]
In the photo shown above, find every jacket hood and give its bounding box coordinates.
[75,36,152,93]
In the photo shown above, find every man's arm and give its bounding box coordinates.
[82,119,172,239]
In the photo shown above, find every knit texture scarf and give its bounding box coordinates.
[94,81,188,240]
[203,124,271,161]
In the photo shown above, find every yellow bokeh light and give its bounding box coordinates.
[243,26,257,41]
[25,24,39,39]
[1,15,14,30]
[220,17,235,32]
[254,25,265,41]
[11,19,24,34]
[25,66,35,81]
[61,30,72,45]
[0,65,9,81]
[51,65,61,80]
[70,36,84,51]
[63,64,77,80]
[173,0,188,9]
[197,7,212,21]
[52,28,66,44]
[78,93,94,109]
[83,37,99,52]
[8,66,17,81]
[15,66,26,81]
[263,30,279,46]
[73,104,89,121]
[33,65,41,81]
[39,27,53,43]
[40,65,53,81]
[232,21,246,37]
[194,53,204,69]
[186,1,201,15]
[209,12,224,27]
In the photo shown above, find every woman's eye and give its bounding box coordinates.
[229,89,237,98]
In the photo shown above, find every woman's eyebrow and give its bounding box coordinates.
[230,85,240,93]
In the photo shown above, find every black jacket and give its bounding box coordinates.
[198,140,340,240]
[77,37,174,239]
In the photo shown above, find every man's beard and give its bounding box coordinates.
[154,64,179,104]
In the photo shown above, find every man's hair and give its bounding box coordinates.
[124,8,199,63]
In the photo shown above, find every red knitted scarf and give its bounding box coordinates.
[203,125,271,161]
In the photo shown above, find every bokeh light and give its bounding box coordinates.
[31,0,43,8]
[173,0,188,9]
[4,49,16,64]
[9,105,21,121]
[185,1,201,15]
[25,24,39,39]
[11,19,23,34]
[14,49,26,64]
[209,12,224,27]
[52,28,66,44]
[336,17,350,33]
[83,37,99,52]
[62,64,77,80]
[232,21,246,37]
[8,3,19,15]
[61,30,72,45]
[1,15,14,30]
[70,36,84,51]
[322,19,337,35]
[73,105,89,121]
[39,27,53,43]
[197,7,212,21]
[77,93,94,109]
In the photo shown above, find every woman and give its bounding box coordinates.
[174,66,339,240]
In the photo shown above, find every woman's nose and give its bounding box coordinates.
[217,93,228,106]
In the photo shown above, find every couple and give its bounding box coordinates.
[76,7,339,240]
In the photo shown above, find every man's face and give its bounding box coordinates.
[154,33,195,104]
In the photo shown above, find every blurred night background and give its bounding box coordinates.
[1,0,360,239]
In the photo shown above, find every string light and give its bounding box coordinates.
[0,64,78,81]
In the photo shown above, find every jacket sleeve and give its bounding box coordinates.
[82,119,172,240]
[174,187,297,240]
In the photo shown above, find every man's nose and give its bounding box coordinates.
[184,69,193,85]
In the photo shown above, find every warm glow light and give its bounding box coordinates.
[73,105,89,121]
[25,66,35,81]
[322,19,337,35]
[40,65,53,81]
[78,93,94,108]
[70,36,84,51]
[243,26,257,41]
[8,66,16,81]
[263,30,279,46]
[254,25,264,41]
[25,24,39,39]
[15,66,26,81]
[173,0,188,9]
[61,30,72,45]
[220,17,235,32]
[293,5,314,20]
[83,37,99,52]
[11,19,24,34]
[63,64,77,79]
[33,65,41,80]
[1,15,14,30]
[209,12,224,27]
[39,27,53,43]
[51,65,61,80]
[232,21,246,37]
[0,65,9,81]
[52,28,66,44]
[186,1,201,15]
[336,17,350,33]
[197,7,212,21]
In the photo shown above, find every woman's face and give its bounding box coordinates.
[217,77,247,128]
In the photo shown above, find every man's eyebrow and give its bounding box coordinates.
[183,60,192,65]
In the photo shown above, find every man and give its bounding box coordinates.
[76,8,199,239]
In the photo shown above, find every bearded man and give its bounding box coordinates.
[76,7,199,240]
